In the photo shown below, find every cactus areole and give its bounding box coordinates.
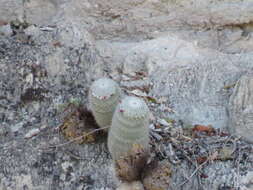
[108,96,150,160]
[89,78,121,128]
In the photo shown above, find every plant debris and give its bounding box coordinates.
[20,87,48,103]
[192,124,216,136]
[115,144,149,182]
[59,103,103,144]
[148,118,253,188]
[142,159,172,190]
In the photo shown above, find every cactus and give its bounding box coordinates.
[89,78,121,129]
[108,96,150,161]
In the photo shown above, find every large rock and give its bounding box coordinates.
[228,73,253,143]
[81,0,253,39]
[0,0,23,22]
[97,35,253,130]
[24,0,58,25]
[156,0,253,27]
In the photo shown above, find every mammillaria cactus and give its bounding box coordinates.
[89,78,121,129]
[108,96,150,161]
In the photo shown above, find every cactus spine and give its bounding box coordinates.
[108,96,150,161]
[89,78,121,129]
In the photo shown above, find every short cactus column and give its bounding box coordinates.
[89,78,121,129]
[108,96,150,161]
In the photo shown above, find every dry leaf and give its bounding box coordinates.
[200,173,208,178]
[192,124,216,136]
[196,156,208,164]
[59,103,101,144]
[52,41,63,47]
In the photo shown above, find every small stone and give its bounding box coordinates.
[25,73,34,85]
[117,181,144,190]
[157,97,168,104]
[40,125,47,130]
[150,130,163,141]
[24,25,41,37]
[24,128,40,139]
[157,118,170,127]
[241,171,253,190]
[61,162,73,172]
[11,122,23,133]
[0,125,8,136]
[0,24,12,36]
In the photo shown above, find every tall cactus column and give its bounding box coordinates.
[89,78,121,130]
[108,96,150,161]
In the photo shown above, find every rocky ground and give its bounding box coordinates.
[0,0,253,190]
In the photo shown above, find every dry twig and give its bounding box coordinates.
[39,126,109,150]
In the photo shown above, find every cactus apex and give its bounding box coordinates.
[90,77,118,100]
[118,96,149,120]
[89,77,121,128]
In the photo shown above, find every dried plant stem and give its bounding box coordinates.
[40,126,109,150]
[178,159,209,187]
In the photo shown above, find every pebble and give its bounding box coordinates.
[24,128,40,139]
[11,122,23,133]
[0,24,12,36]
[157,118,170,127]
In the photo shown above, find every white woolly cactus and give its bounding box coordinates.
[108,96,150,161]
[89,78,121,129]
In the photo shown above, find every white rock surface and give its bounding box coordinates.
[24,0,58,25]
[0,0,23,22]
[97,35,253,130]
[0,24,12,36]
[229,73,253,143]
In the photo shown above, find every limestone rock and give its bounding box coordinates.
[228,73,253,143]
[0,0,23,22]
[0,24,12,36]
[24,0,58,25]
[240,171,253,190]
[102,35,252,130]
